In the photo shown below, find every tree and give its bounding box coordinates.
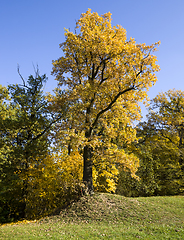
[51,9,160,193]
[148,89,184,171]
[23,150,84,219]
[0,68,65,221]
[145,89,184,194]
[117,89,184,197]
[0,85,15,222]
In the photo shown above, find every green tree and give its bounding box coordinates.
[51,9,160,193]
[0,69,64,222]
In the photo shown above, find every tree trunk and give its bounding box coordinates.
[179,125,184,171]
[83,144,94,194]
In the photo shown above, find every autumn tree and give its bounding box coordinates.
[145,89,184,194]
[148,89,184,171]
[51,9,160,194]
[117,89,184,196]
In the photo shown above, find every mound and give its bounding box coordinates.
[38,193,183,226]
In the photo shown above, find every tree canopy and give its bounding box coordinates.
[117,89,184,197]
[0,70,66,221]
[51,9,160,193]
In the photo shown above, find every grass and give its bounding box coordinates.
[0,193,184,239]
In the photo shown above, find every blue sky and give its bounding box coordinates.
[0,0,184,117]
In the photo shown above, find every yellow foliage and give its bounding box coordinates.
[56,149,83,182]
[51,9,160,192]
[16,151,84,219]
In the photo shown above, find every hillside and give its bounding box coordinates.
[1,193,184,239]
[43,193,183,224]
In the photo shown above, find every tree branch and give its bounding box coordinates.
[92,86,135,129]
[31,115,63,142]
[17,65,26,87]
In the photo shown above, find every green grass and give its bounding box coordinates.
[0,193,184,239]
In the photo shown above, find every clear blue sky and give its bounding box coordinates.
[0,0,184,116]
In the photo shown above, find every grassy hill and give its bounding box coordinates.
[0,193,184,239]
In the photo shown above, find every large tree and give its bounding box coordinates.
[51,9,160,193]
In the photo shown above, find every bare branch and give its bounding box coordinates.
[17,64,26,87]
[32,63,39,78]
